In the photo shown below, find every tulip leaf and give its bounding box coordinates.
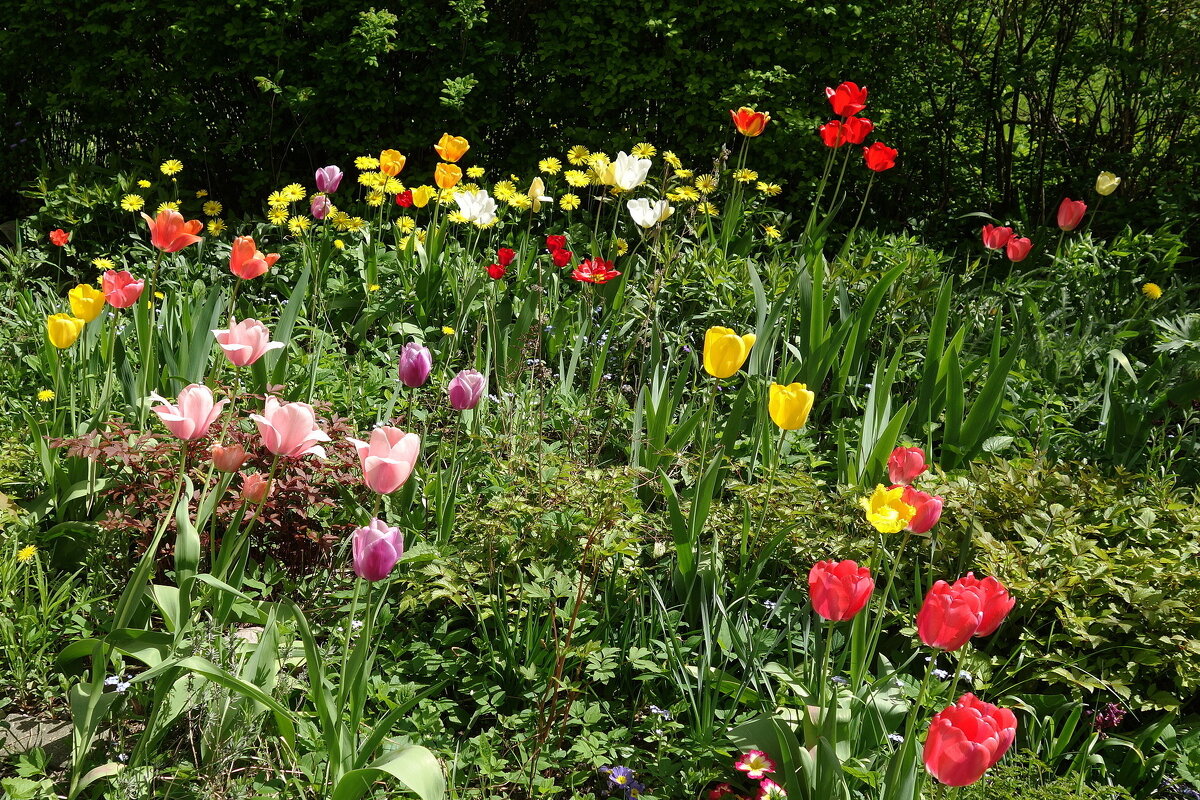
[331,744,445,800]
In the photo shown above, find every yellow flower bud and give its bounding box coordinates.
[861,485,916,534]
[1095,171,1121,196]
[411,185,437,208]
[68,284,106,323]
[434,163,462,190]
[47,313,85,349]
[703,326,756,379]
[768,383,815,430]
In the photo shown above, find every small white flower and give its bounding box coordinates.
[932,669,950,680]
[351,620,364,630]
[116,681,131,693]
[888,733,905,744]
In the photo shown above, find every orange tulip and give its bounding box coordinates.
[379,149,406,177]
[141,209,203,253]
[730,107,770,137]
[434,163,462,190]
[434,133,470,162]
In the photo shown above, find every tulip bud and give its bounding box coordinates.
[69,284,106,323]
[1057,197,1087,231]
[924,694,1016,786]
[102,270,145,309]
[1005,236,1033,262]
[448,369,487,410]
[729,107,771,137]
[46,314,85,349]
[241,473,272,504]
[887,446,928,485]
[379,149,406,177]
[352,518,404,582]
[809,560,874,621]
[1095,171,1120,196]
[310,195,331,220]
[902,486,944,534]
[768,383,815,430]
[410,186,436,208]
[916,580,984,651]
[980,224,1014,251]
[398,342,433,388]
[952,573,1015,636]
[703,326,756,379]
[434,163,462,190]
[315,165,343,194]
[210,444,248,473]
[434,134,470,163]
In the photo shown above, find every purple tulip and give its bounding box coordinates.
[448,368,486,410]
[398,342,433,388]
[310,194,331,220]
[315,165,343,194]
[352,518,403,582]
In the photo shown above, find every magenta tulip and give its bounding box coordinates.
[887,446,928,485]
[1057,197,1087,231]
[249,397,331,458]
[448,368,486,410]
[310,195,331,220]
[212,317,285,367]
[346,426,421,494]
[352,518,404,582]
[315,165,343,194]
[398,342,433,388]
[149,384,228,441]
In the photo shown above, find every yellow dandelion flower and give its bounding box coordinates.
[267,207,288,225]
[137,179,151,188]
[442,326,456,336]
[674,168,694,179]
[493,180,517,202]
[203,200,223,216]
[160,159,183,176]
[564,170,590,188]
[1142,282,1163,300]
[329,211,352,230]
[37,390,55,402]
[368,284,381,292]
[153,291,164,300]
[396,216,416,232]
[567,145,591,166]
[333,239,345,249]
[282,183,306,202]
[385,178,405,194]
[466,166,486,179]
[365,190,385,206]
[357,172,380,188]
[288,216,312,234]
[156,201,180,214]
[91,257,115,270]
[560,193,581,211]
[631,143,656,159]
[437,188,457,204]
[16,545,37,563]
[764,225,781,240]
[695,175,718,194]
[733,168,758,183]
[663,151,682,169]
[355,156,380,170]
[345,217,366,232]
[698,201,720,216]
[756,181,782,196]
[120,194,145,212]
[195,189,208,198]
[509,194,532,210]
[207,219,226,235]
[539,157,562,175]
[676,186,700,202]
[267,191,290,207]
[588,152,610,169]
[616,238,629,256]
[447,211,468,224]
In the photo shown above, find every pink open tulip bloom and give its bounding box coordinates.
[398,342,433,388]
[1057,197,1088,231]
[229,235,281,280]
[916,580,984,651]
[448,369,486,410]
[924,694,1017,787]
[809,560,875,621]
[352,518,404,582]
[315,165,343,193]
[902,486,944,534]
[249,397,331,458]
[141,209,203,253]
[149,384,228,441]
[887,446,928,484]
[101,270,145,309]
[212,317,285,367]
[347,426,421,494]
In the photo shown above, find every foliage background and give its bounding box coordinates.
[1,0,1198,243]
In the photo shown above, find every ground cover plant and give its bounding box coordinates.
[0,76,1197,800]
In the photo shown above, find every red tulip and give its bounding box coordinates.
[901,486,943,534]
[1057,197,1087,231]
[953,573,1014,636]
[924,693,1017,786]
[487,263,507,280]
[229,236,280,280]
[980,224,1014,250]
[809,560,874,621]
[546,235,567,252]
[395,189,413,207]
[863,142,898,172]
[497,247,516,267]
[551,248,573,268]
[729,107,771,137]
[826,81,868,116]
[916,580,983,651]
[1005,236,1032,262]
[572,257,621,284]
[141,209,203,253]
[887,446,928,485]
[842,117,874,145]
[49,228,71,247]
[819,121,847,148]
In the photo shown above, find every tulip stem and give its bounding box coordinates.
[860,528,914,689]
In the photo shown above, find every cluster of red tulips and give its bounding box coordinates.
[820,81,898,172]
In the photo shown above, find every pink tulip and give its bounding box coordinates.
[249,397,331,458]
[352,518,404,582]
[1005,236,1033,262]
[241,473,272,504]
[448,369,486,410]
[102,270,145,309]
[887,446,928,485]
[1057,197,1087,231]
[902,486,944,534]
[310,195,331,220]
[315,165,343,194]
[229,236,280,280]
[398,342,433,388]
[210,443,248,472]
[149,384,228,441]
[980,224,1014,250]
[346,426,421,494]
[212,317,285,367]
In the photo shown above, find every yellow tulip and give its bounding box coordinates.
[47,313,85,349]
[410,185,437,208]
[379,149,407,177]
[861,485,915,534]
[68,283,106,323]
[703,326,756,379]
[434,163,462,190]
[768,383,815,430]
[434,133,470,163]
[1095,171,1121,196]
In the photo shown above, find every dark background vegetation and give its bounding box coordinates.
[1,0,1198,243]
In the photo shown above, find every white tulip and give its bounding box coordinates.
[611,151,652,192]
[455,190,498,226]
[627,198,675,228]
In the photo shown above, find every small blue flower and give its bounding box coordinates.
[606,766,635,787]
